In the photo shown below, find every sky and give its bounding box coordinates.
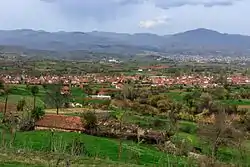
[0,0,249,35]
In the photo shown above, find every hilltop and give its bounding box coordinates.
[0,28,250,58]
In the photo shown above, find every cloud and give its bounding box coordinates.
[37,0,242,22]
[41,0,241,8]
[139,16,170,28]
[153,0,241,8]
[0,0,249,35]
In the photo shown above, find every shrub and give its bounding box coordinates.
[81,111,98,130]
[31,106,45,121]
[17,98,26,111]
[178,112,196,122]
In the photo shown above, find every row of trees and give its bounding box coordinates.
[0,80,71,123]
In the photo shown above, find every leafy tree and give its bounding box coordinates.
[212,87,229,100]
[45,84,68,115]
[198,93,213,113]
[30,85,39,110]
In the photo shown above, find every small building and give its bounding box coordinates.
[35,114,84,133]
[91,94,111,100]
[138,69,143,72]
[91,90,111,99]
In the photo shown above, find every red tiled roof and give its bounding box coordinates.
[35,114,84,131]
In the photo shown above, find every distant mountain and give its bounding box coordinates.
[166,28,250,51]
[0,28,250,57]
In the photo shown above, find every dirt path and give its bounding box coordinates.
[45,107,111,114]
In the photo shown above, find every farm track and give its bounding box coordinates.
[45,108,111,114]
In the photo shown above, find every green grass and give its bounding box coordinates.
[0,130,191,166]
[0,95,45,107]
[178,121,198,134]
[0,151,142,167]
[222,99,250,105]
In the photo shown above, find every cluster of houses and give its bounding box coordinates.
[1,74,250,88]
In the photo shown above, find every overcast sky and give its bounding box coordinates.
[0,0,249,35]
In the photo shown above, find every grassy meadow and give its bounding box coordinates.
[0,129,193,166]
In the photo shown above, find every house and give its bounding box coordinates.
[138,69,143,72]
[91,90,111,99]
[35,114,84,132]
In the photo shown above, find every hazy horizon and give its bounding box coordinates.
[0,0,249,36]
[0,28,249,37]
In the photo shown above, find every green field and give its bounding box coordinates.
[0,84,88,108]
[0,130,192,166]
[3,84,250,109]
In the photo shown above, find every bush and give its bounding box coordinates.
[31,106,45,121]
[178,112,196,122]
[81,111,98,130]
[17,99,26,111]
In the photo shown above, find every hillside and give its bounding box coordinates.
[0,28,250,57]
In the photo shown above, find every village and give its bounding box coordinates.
[1,73,250,87]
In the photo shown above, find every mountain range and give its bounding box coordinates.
[0,28,250,58]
